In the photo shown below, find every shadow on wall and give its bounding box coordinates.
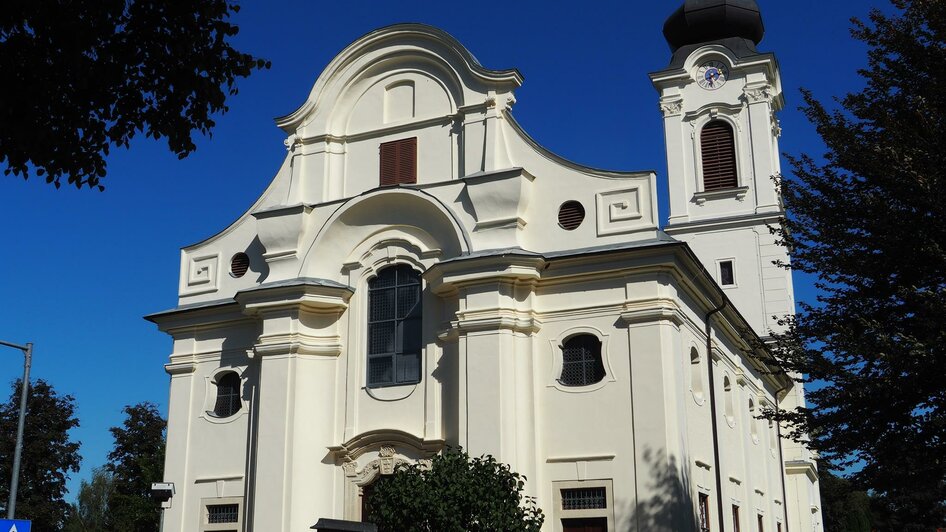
[615,448,694,532]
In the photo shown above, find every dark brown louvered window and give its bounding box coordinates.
[701,121,738,191]
[379,137,417,186]
[230,253,250,278]
[558,201,585,230]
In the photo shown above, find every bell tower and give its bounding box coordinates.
[651,0,792,338]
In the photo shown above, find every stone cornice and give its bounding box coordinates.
[785,460,819,482]
[236,279,352,316]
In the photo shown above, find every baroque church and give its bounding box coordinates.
[146,1,824,530]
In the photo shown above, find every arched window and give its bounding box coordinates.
[213,372,241,418]
[724,376,735,425]
[559,335,605,387]
[690,347,704,401]
[701,121,738,191]
[749,397,759,441]
[367,265,422,387]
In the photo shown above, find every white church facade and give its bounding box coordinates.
[147,1,823,530]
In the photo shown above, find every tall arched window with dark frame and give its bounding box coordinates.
[367,265,423,388]
[700,120,738,191]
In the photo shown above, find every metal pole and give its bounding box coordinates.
[0,340,31,520]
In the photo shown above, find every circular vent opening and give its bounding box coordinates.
[558,201,585,230]
[230,253,250,278]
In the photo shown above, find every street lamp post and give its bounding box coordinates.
[0,340,32,520]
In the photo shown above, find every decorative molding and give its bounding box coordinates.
[619,298,686,327]
[181,253,220,296]
[693,186,750,205]
[328,429,444,462]
[743,84,774,104]
[659,98,684,117]
[785,460,820,482]
[546,453,615,463]
[452,310,542,335]
[165,360,197,375]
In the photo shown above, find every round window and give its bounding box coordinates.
[230,253,250,278]
[558,201,585,230]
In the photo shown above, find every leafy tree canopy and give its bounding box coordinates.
[768,0,946,526]
[364,447,544,532]
[65,467,115,532]
[106,402,166,532]
[0,379,81,530]
[819,467,873,532]
[0,0,269,190]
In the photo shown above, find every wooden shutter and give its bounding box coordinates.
[701,121,738,191]
[379,137,417,186]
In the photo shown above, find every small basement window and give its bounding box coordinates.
[201,497,243,532]
[207,504,238,524]
[555,480,613,532]
[379,137,417,186]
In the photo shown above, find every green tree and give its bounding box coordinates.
[364,447,544,532]
[819,467,873,532]
[0,0,269,190]
[64,467,115,532]
[767,0,946,527]
[0,379,81,530]
[106,402,166,532]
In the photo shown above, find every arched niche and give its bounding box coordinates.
[298,188,470,282]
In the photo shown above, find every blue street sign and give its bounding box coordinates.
[0,519,31,532]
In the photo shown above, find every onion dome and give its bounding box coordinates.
[663,0,765,53]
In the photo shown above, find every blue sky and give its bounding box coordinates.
[0,0,883,499]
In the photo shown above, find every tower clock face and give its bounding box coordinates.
[697,61,729,90]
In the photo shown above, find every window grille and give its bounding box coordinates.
[213,373,241,418]
[561,487,607,510]
[367,265,422,387]
[207,504,239,524]
[701,120,738,190]
[379,137,417,186]
[560,335,605,387]
[699,493,711,532]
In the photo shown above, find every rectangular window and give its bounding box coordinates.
[561,487,607,510]
[698,493,711,532]
[554,480,613,532]
[777,523,782,532]
[201,497,243,532]
[719,260,735,286]
[379,137,417,186]
[733,504,741,532]
[758,514,765,532]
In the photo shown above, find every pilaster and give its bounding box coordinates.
[235,279,352,532]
